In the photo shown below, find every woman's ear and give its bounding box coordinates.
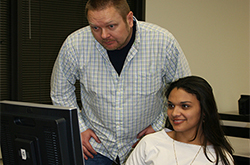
[202,114,205,122]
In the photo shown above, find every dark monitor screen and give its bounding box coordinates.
[0,100,84,165]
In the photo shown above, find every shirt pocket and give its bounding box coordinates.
[136,72,162,95]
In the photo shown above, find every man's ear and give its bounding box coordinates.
[127,11,134,28]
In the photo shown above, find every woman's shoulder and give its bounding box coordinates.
[141,128,173,144]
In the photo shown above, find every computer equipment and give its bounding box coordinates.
[0,100,84,165]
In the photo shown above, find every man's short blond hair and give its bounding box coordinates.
[85,0,131,22]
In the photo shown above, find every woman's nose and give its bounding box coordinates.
[171,106,181,117]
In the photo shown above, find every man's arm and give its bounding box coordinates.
[132,125,155,148]
[51,40,89,131]
[50,41,101,160]
[81,129,101,160]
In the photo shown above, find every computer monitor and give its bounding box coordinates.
[0,100,85,165]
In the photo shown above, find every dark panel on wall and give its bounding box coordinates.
[127,0,145,21]
[0,0,11,101]
[14,0,87,103]
[1,0,145,104]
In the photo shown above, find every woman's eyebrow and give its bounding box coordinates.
[180,101,192,104]
[167,100,192,104]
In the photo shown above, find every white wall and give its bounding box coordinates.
[146,0,250,113]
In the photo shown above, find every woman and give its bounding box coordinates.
[125,76,234,165]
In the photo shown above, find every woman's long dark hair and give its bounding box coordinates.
[165,76,234,165]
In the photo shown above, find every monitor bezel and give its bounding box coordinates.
[0,100,84,165]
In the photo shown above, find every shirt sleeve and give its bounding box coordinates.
[168,36,191,81]
[125,138,147,165]
[151,34,191,131]
[151,111,166,131]
[172,47,191,81]
[50,39,87,132]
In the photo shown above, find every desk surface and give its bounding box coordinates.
[219,112,250,122]
[227,136,250,158]
[219,112,250,160]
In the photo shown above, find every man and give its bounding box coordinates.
[50,0,191,164]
